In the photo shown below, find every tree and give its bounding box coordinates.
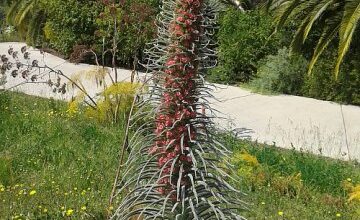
[6,0,45,45]
[268,0,360,77]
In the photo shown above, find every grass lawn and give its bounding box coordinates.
[225,137,360,219]
[0,92,124,219]
[0,91,359,219]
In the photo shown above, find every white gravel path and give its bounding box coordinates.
[1,42,359,161]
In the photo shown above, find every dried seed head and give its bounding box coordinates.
[32,60,39,67]
[8,47,14,55]
[31,75,37,82]
[23,52,30,60]
[21,70,29,79]
[47,79,53,87]
[11,70,18,78]
[12,51,18,59]
[1,55,8,63]
[21,46,27,54]
[16,62,22,69]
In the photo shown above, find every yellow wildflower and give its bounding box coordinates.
[278,211,284,216]
[336,213,341,217]
[233,152,259,167]
[66,209,74,216]
[43,208,48,213]
[29,190,36,196]
[81,206,86,211]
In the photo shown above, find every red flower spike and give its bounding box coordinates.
[151,0,204,198]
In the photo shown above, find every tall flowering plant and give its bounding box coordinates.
[111,0,245,219]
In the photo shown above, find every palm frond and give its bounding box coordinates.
[14,0,34,27]
[308,15,342,75]
[274,0,301,29]
[290,0,335,52]
[26,9,45,46]
[302,0,334,43]
[6,0,22,25]
[336,0,360,77]
[269,0,359,78]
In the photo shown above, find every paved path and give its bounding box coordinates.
[1,42,359,161]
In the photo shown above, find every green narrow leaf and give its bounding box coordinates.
[308,22,340,75]
[303,0,334,41]
[16,0,34,27]
[6,0,22,25]
[335,0,360,77]
[276,0,302,28]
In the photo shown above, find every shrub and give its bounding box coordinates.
[68,44,92,64]
[66,67,141,124]
[208,9,283,84]
[249,47,308,95]
[43,0,103,56]
[0,6,5,30]
[83,82,140,124]
[302,54,360,106]
[94,0,158,68]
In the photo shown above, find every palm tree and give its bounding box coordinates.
[6,0,34,28]
[6,0,44,45]
[267,0,360,77]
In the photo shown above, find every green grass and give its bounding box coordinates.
[222,135,360,219]
[0,92,124,219]
[1,91,360,219]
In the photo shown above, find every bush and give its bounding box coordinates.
[0,6,5,31]
[66,67,141,124]
[208,9,283,84]
[42,0,158,65]
[43,0,103,56]
[249,48,308,95]
[94,0,158,68]
[303,54,360,106]
[83,82,140,124]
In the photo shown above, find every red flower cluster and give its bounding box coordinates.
[150,0,203,198]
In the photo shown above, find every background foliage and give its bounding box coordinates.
[206,5,360,106]
[43,0,102,55]
[208,8,283,84]
[2,0,159,68]
[1,1,359,105]
[249,47,308,95]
